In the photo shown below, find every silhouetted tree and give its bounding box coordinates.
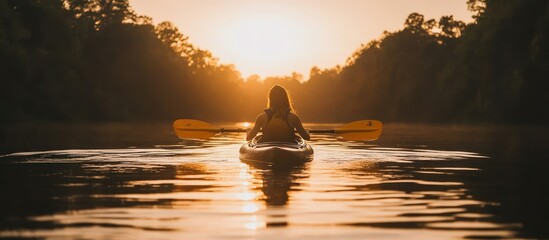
[1,0,548,124]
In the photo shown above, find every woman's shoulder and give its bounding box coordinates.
[256,112,268,121]
[287,112,301,121]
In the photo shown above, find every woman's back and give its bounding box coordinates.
[260,109,295,142]
[246,85,310,142]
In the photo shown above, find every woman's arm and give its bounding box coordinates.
[246,114,263,141]
[291,114,310,140]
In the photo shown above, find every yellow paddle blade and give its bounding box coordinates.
[335,120,382,141]
[173,119,218,140]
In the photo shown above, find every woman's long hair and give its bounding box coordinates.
[267,85,294,114]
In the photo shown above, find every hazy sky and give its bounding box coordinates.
[131,0,473,79]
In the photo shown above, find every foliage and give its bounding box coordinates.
[1,0,548,124]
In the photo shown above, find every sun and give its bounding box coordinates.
[219,13,309,78]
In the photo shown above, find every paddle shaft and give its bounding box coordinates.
[308,129,335,134]
[173,119,382,141]
[175,127,247,133]
[175,128,374,134]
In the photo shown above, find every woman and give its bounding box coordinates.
[247,85,310,142]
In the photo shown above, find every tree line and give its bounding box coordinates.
[1,0,548,124]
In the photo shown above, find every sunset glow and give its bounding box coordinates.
[131,0,473,78]
[220,13,311,78]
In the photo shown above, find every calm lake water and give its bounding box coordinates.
[1,123,548,239]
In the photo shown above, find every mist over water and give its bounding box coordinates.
[0,123,548,239]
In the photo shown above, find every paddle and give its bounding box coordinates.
[173,119,382,141]
[309,120,382,141]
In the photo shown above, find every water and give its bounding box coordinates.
[1,123,548,239]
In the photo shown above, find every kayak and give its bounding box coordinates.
[239,135,314,165]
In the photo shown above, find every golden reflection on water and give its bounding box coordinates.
[237,122,252,128]
[0,128,537,240]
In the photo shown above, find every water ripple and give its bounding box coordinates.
[0,134,532,240]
